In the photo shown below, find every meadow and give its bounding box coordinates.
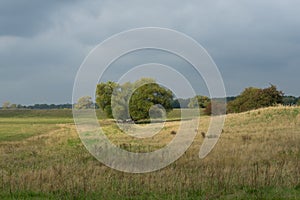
[0,107,299,199]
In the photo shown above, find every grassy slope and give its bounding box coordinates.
[0,108,188,142]
[0,110,74,142]
[0,106,299,199]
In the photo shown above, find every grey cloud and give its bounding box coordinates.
[0,0,80,37]
[0,0,300,104]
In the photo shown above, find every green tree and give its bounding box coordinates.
[227,87,261,113]
[96,81,118,117]
[177,98,190,108]
[188,95,210,108]
[204,101,226,116]
[75,96,93,109]
[96,78,174,121]
[227,85,283,113]
[17,104,23,109]
[129,82,173,121]
[282,96,298,106]
[256,85,283,107]
[111,82,134,120]
[297,98,300,106]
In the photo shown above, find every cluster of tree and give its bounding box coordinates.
[1,101,18,109]
[282,96,300,106]
[3,82,300,116]
[74,96,94,109]
[1,101,72,110]
[188,95,211,108]
[204,100,227,115]
[96,78,173,121]
[26,104,73,109]
[171,96,236,109]
[227,85,284,113]
[171,98,190,108]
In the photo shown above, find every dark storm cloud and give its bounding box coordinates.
[0,0,300,104]
[0,0,81,37]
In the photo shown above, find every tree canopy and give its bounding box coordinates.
[129,82,173,121]
[75,96,93,109]
[96,78,173,121]
[188,95,210,109]
[227,85,284,113]
[96,81,118,117]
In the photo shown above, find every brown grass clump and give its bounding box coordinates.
[201,132,206,138]
[170,130,176,135]
[242,135,252,143]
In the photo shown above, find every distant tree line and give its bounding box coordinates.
[282,96,300,106]
[0,102,73,110]
[2,83,300,116]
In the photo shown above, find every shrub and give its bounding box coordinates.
[227,85,283,113]
[204,101,226,115]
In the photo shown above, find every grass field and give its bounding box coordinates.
[0,107,299,199]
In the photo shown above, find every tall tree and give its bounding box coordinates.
[75,96,93,109]
[96,81,118,117]
[96,78,173,121]
[111,82,133,120]
[129,82,173,121]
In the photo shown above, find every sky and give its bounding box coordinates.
[0,0,300,104]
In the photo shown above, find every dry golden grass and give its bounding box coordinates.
[0,106,299,199]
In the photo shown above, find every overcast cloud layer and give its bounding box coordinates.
[0,0,299,104]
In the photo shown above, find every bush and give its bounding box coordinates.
[204,101,226,115]
[188,95,210,108]
[227,85,283,113]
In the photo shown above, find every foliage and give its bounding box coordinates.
[283,96,298,105]
[96,81,118,117]
[2,103,73,109]
[26,103,73,109]
[111,81,134,120]
[129,82,173,121]
[96,78,174,121]
[204,100,226,115]
[171,98,190,108]
[188,95,210,108]
[1,102,19,110]
[171,99,180,108]
[75,96,93,109]
[227,85,284,113]
[297,98,300,106]
[1,101,10,109]
[226,96,236,102]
